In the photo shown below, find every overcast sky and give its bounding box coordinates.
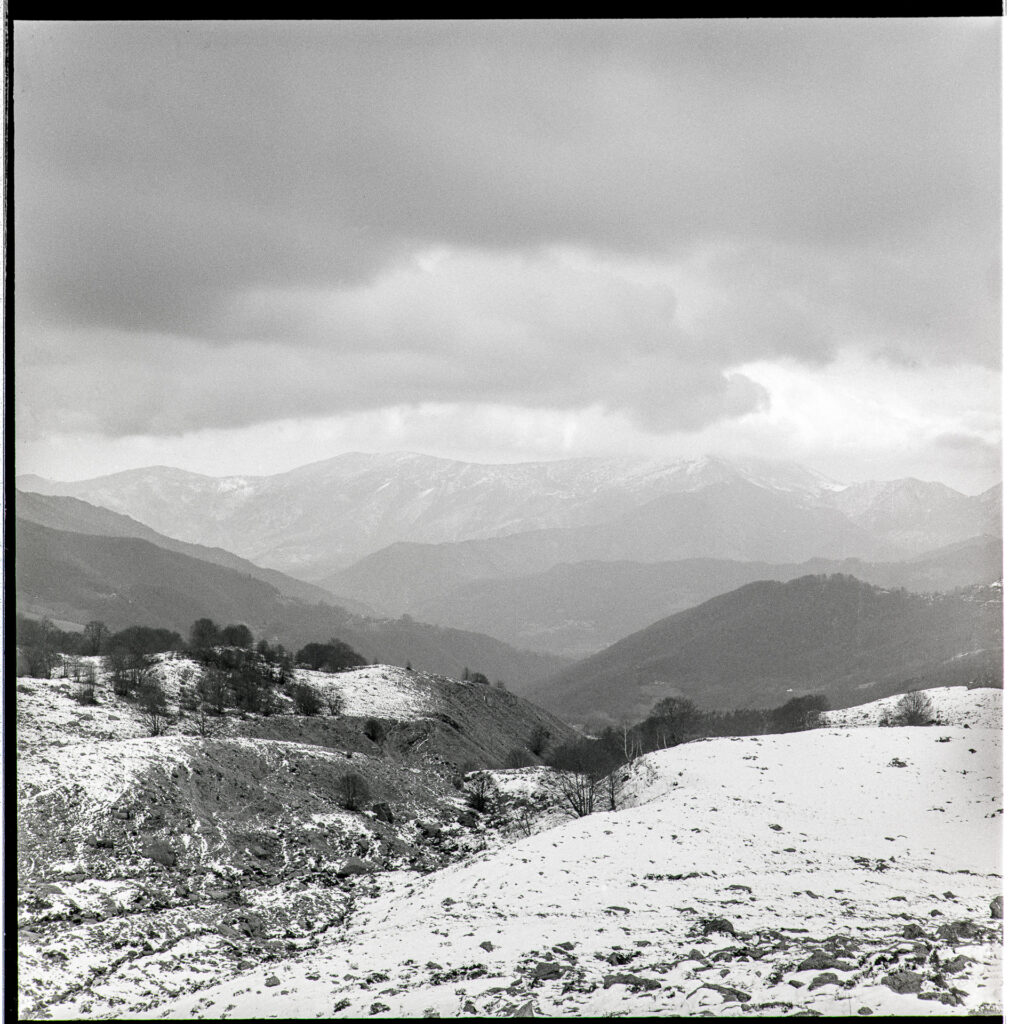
[14,19,1001,492]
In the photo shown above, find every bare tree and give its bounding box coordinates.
[336,772,372,811]
[892,690,935,726]
[545,741,620,818]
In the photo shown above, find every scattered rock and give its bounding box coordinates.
[882,970,924,995]
[603,973,662,992]
[797,951,845,972]
[507,1000,536,1017]
[902,924,928,939]
[606,950,636,966]
[700,982,751,1002]
[337,857,377,877]
[371,803,395,823]
[701,917,736,937]
[532,961,563,981]
[943,954,974,975]
[480,940,495,952]
[937,920,978,942]
[990,896,1003,919]
[857,1008,873,1015]
[768,823,784,831]
[140,840,177,867]
[265,975,281,987]
[368,1002,390,1015]
[808,972,840,991]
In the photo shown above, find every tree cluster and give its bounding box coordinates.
[295,638,366,673]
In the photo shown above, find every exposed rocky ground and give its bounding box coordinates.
[16,659,570,1019]
[17,673,1001,1018]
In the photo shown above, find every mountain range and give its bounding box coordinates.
[15,452,1002,722]
[15,517,568,686]
[523,574,1003,726]
[399,535,1003,658]
[19,454,998,587]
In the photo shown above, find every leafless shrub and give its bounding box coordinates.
[336,772,372,811]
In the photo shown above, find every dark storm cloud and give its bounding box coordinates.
[14,19,1000,438]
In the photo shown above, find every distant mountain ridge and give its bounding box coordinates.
[318,479,913,613]
[523,574,1003,726]
[19,455,997,587]
[14,489,373,614]
[14,452,849,578]
[14,518,569,687]
[399,535,1003,658]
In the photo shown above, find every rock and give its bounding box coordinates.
[856,1008,873,1015]
[943,955,974,974]
[369,1002,390,1015]
[553,940,576,951]
[371,802,395,823]
[701,917,736,936]
[507,1000,536,1017]
[140,840,177,867]
[797,951,844,971]
[788,980,804,988]
[937,920,978,942]
[418,821,443,838]
[882,970,924,994]
[265,975,281,987]
[990,896,1003,919]
[686,948,707,961]
[902,924,928,939]
[457,811,479,828]
[808,972,840,991]
[606,951,635,966]
[480,940,495,952]
[532,961,563,981]
[768,823,784,831]
[701,982,751,1002]
[603,973,662,992]
[338,857,377,877]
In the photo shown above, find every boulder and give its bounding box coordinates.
[882,971,923,995]
[797,951,844,971]
[990,896,1003,920]
[140,839,177,867]
[338,857,377,877]
[701,917,736,936]
[531,961,563,981]
[371,802,395,824]
[808,972,840,991]
[603,973,662,992]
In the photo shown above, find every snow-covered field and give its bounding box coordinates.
[821,686,1002,730]
[18,681,1002,1018]
[143,693,1002,1018]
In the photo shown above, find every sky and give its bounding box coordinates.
[13,19,1002,493]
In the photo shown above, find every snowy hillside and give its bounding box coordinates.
[821,686,1002,730]
[22,687,996,1020]
[15,657,576,1020]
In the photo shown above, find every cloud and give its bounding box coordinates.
[12,19,1001,487]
